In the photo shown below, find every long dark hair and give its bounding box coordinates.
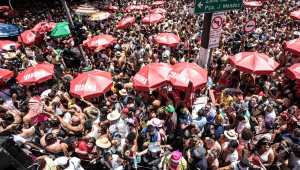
[137,132,147,151]
[276,145,291,160]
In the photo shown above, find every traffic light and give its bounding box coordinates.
[69,22,87,46]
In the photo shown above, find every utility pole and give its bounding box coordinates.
[198,13,212,69]
[61,0,87,62]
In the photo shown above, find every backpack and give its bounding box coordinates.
[70,47,82,60]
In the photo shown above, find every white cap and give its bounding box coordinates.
[54,156,69,166]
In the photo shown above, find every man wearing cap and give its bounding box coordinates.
[187,146,207,170]
[237,102,251,122]
[166,105,177,139]
[214,88,233,107]
[219,140,239,167]
[54,156,84,170]
[265,101,276,122]
[205,114,224,140]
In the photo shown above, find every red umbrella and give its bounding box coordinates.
[154,33,181,47]
[0,40,20,51]
[284,38,300,55]
[18,30,44,45]
[69,36,91,47]
[135,5,151,11]
[16,63,54,85]
[0,6,10,10]
[286,63,300,84]
[243,1,261,8]
[151,1,165,6]
[70,70,113,99]
[87,34,115,49]
[0,19,5,23]
[0,69,13,80]
[169,62,208,90]
[125,5,137,12]
[151,8,167,14]
[2,10,21,18]
[183,80,196,107]
[116,17,135,29]
[105,6,118,11]
[290,10,300,20]
[133,63,173,91]
[29,96,43,114]
[31,22,57,34]
[229,52,279,75]
[142,14,164,24]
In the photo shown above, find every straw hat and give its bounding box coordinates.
[3,52,16,59]
[119,89,127,96]
[224,130,237,140]
[96,137,111,148]
[107,110,121,121]
[86,107,100,119]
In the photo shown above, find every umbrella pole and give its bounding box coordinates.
[9,0,27,57]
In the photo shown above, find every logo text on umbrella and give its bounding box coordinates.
[91,40,106,46]
[294,67,300,74]
[75,84,96,91]
[235,53,242,61]
[169,71,190,85]
[24,71,46,81]
[134,74,147,85]
[156,36,168,42]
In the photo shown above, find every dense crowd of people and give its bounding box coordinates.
[1,0,300,170]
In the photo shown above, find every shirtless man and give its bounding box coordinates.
[0,104,22,132]
[123,132,138,166]
[206,149,220,170]
[40,133,63,155]
[216,64,234,90]
[55,114,84,137]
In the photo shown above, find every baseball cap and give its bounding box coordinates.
[193,146,206,157]
[240,158,254,168]
[222,88,230,94]
[266,101,276,109]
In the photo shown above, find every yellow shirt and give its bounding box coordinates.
[165,154,188,170]
[220,93,233,106]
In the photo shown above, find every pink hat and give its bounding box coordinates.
[171,151,182,163]
[169,164,180,170]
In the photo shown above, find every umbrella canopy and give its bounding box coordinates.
[151,1,165,6]
[72,6,99,14]
[0,69,13,80]
[133,63,173,91]
[0,19,4,23]
[18,30,44,45]
[142,14,164,24]
[89,11,111,21]
[151,8,167,14]
[2,10,21,18]
[16,63,54,85]
[105,6,118,11]
[243,1,261,7]
[116,17,135,29]
[168,62,208,90]
[154,33,181,47]
[87,34,115,49]
[290,10,300,20]
[31,22,57,34]
[0,6,10,10]
[286,63,300,84]
[284,38,300,55]
[29,96,43,114]
[135,5,151,11]
[70,70,113,99]
[0,40,20,50]
[0,23,24,37]
[229,52,279,75]
[125,5,137,12]
[50,22,70,38]
[69,36,91,47]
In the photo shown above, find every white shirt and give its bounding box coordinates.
[101,154,123,170]
[64,157,84,170]
[225,149,239,163]
[236,117,251,134]
[265,110,276,122]
[289,152,300,170]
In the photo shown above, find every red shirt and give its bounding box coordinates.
[75,141,92,159]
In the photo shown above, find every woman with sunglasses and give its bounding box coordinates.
[254,138,275,168]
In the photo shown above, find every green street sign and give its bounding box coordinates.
[194,0,243,14]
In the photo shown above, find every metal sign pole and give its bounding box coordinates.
[61,0,87,62]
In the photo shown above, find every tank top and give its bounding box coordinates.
[227,113,234,124]
[255,149,272,163]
